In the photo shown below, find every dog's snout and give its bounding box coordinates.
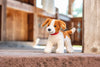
[48,28,51,31]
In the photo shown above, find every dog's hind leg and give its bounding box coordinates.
[65,37,74,53]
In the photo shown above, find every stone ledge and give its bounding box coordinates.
[0,50,100,67]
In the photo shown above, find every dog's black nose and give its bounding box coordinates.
[48,28,51,31]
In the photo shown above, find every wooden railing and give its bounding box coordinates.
[71,18,82,45]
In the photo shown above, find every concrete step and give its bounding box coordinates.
[0,50,100,67]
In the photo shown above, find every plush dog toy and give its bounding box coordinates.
[42,18,76,53]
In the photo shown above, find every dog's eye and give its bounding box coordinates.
[54,25,56,27]
[48,25,49,26]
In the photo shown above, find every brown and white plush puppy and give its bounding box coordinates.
[42,18,76,53]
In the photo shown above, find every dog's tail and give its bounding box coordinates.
[66,27,76,35]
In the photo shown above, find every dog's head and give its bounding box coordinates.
[42,18,66,34]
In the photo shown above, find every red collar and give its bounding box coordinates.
[50,32,59,35]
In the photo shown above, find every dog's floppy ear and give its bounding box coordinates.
[58,20,66,30]
[41,18,50,27]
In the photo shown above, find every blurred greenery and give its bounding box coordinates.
[72,0,83,17]
[73,45,82,47]
[55,0,83,17]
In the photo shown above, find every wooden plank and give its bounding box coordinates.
[6,8,14,40]
[7,0,55,18]
[55,8,59,19]
[28,0,33,5]
[20,0,28,3]
[70,18,82,45]
[16,0,33,5]
[37,8,55,18]
[68,0,74,15]
[1,0,7,41]
[71,18,82,22]
[0,7,1,40]
[59,14,71,21]
[7,0,34,13]
[82,0,85,53]
[28,14,33,41]
[84,0,100,54]
[21,11,28,41]
[6,8,28,41]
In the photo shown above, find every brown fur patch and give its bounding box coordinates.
[54,20,72,38]
[62,30,72,39]
[57,20,66,30]
[42,18,53,27]
[54,21,60,33]
[46,19,53,27]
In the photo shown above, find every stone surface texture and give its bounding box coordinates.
[0,50,100,67]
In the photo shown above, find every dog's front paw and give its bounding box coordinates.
[44,49,51,53]
[56,49,64,53]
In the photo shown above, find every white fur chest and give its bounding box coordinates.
[48,32,64,44]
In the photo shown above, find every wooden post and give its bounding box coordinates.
[84,0,100,54]
[28,14,33,41]
[1,0,7,41]
[55,8,59,19]
[68,0,74,15]
[33,0,38,45]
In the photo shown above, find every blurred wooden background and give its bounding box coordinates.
[0,0,82,45]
